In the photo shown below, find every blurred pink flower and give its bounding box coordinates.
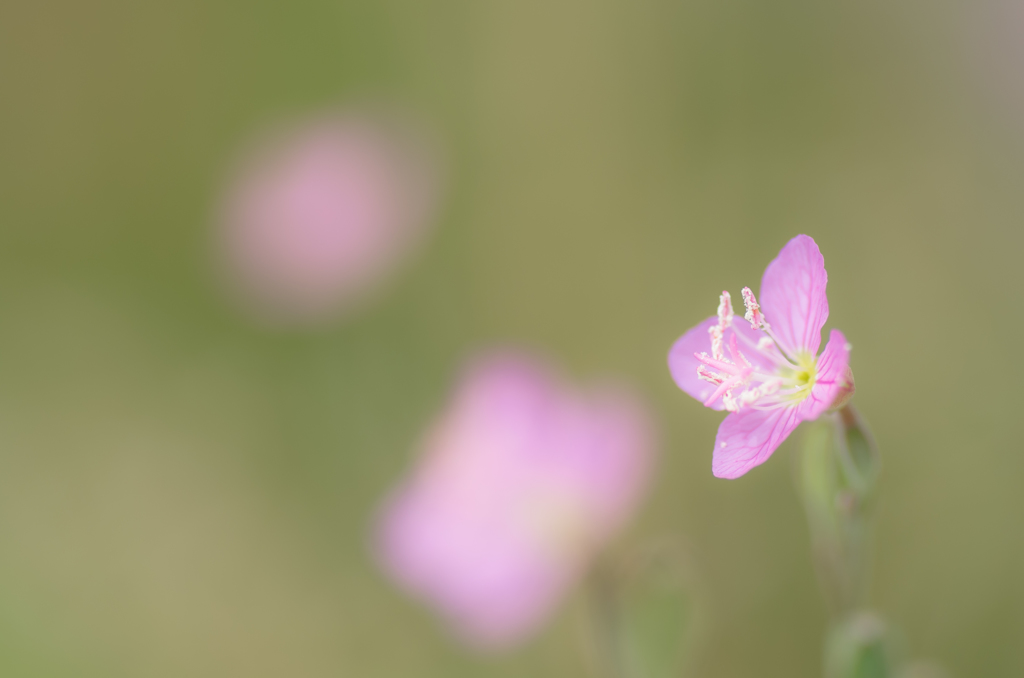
[668,235,853,479]
[375,352,655,649]
[217,112,441,324]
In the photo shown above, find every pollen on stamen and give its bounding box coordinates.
[741,287,769,330]
[697,364,724,385]
[708,324,724,361]
[708,291,735,360]
[717,291,734,327]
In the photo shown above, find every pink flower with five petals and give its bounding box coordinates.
[375,352,654,648]
[668,235,853,479]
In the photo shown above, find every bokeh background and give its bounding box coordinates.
[1,0,1022,676]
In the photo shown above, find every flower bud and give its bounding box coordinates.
[897,662,949,678]
[824,612,895,678]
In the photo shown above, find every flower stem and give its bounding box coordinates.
[581,543,695,678]
[795,404,880,617]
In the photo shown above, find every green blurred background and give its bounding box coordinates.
[1,0,1022,676]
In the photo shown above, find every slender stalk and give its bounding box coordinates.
[584,562,630,678]
[581,543,694,678]
[795,405,879,618]
[796,405,895,677]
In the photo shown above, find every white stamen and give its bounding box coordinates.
[741,287,769,330]
[708,324,724,361]
[717,291,734,327]
[697,364,724,385]
[695,290,817,412]
[708,291,735,361]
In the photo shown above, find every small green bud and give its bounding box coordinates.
[825,612,894,678]
[896,662,949,678]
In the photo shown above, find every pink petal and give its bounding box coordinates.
[759,235,829,356]
[374,351,655,649]
[668,317,778,411]
[796,329,851,421]
[376,488,564,648]
[712,406,802,479]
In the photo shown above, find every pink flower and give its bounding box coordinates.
[217,112,441,324]
[668,235,852,479]
[375,353,654,649]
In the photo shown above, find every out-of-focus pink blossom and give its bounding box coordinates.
[375,352,655,649]
[217,112,441,324]
[668,235,853,479]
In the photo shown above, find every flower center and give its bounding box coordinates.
[776,353,817,399]
[694,289,816,412]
